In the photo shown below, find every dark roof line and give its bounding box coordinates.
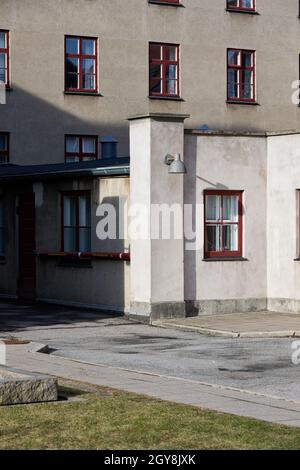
[0,157,130,181]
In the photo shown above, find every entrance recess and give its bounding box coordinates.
[18,193,36,300]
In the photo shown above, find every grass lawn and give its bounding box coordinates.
[0,380,300,450]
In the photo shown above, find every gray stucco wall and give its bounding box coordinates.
[1,0,300,167]
[0,176,131,312]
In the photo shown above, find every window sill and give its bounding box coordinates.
[64,91,103,97]
[226,8,259,15]
[37,252,130,261]
[148,1,185,7]
[149,96,185,102]
[203,257,248,262]
[226,100,260,106]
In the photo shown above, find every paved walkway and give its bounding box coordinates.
[4,341,300,428]
[2,302,300,428]
[154,311,300,338]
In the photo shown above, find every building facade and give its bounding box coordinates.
[1,0,300,321]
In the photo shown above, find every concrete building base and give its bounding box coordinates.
[129,301,186,323]
[268,298,300,314]
[0,366,57,406]
[186,298,268,316]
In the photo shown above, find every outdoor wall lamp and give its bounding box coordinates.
[164,154,187,174]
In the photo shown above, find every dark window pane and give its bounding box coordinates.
[242,70,253,98]
[150,79,162,94]
[165,45,177,61]
[82,39,95,55]
[242,51,253,67]
[0,228,4,255]
[150,63,162,79]
[227,0,238,7]
[228,70,239,98]
[228,50,240,66]
[206,225,220,252]
[79,228,91,252]
[66,136,80,153]
[82,137,96,154]
[0,32,6,49]
[166,79,177,95]
[149,44,162,60]
[66,37,79,54]
[166,64,177,80]
[0,134,7,151]
[223,225,238,251]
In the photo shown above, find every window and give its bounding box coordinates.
[0,199,4,257]
[204,190,243,259]
[65,36,97,93]
[0,30,9,87]
[62,192,91,253]
[65,135,98,162]
[227,0,255,11]
[101,136,118,159]
[149,43,180,98]
[227,49,255,102]
[0,133,9,163]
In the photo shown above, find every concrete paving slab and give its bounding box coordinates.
[153,311,300,338]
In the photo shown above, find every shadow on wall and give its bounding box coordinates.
[184,136,197,314]
[0,85,132,322]
[0,85,131,165]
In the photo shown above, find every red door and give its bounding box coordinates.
[18,193,36,300]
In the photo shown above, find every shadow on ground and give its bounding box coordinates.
[0,300,123,333]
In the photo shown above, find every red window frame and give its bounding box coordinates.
[0,30,9,87]
[204,190,243,259]
[65,36,98,93]
[149,0,180,4]
[227,48,255,102]
[226,0,256,11]
[65,135,98,162]
[149,42,180,98]
[61,191,91,253]
[0,132,9,163]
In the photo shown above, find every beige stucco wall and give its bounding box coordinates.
[184,133,268,313]
[1,0,300,167]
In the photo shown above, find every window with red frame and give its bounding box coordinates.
[227,0,255,11]
[227,49,255,102]
[65,135,98,162]
[204,191,243,259]
[149,43,179,97]
[0,133,9,164]
[0,31,9,87]
[65,36,97,93]
[62,192,91,253]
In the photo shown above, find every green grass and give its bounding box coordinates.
[0,381,300,450]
